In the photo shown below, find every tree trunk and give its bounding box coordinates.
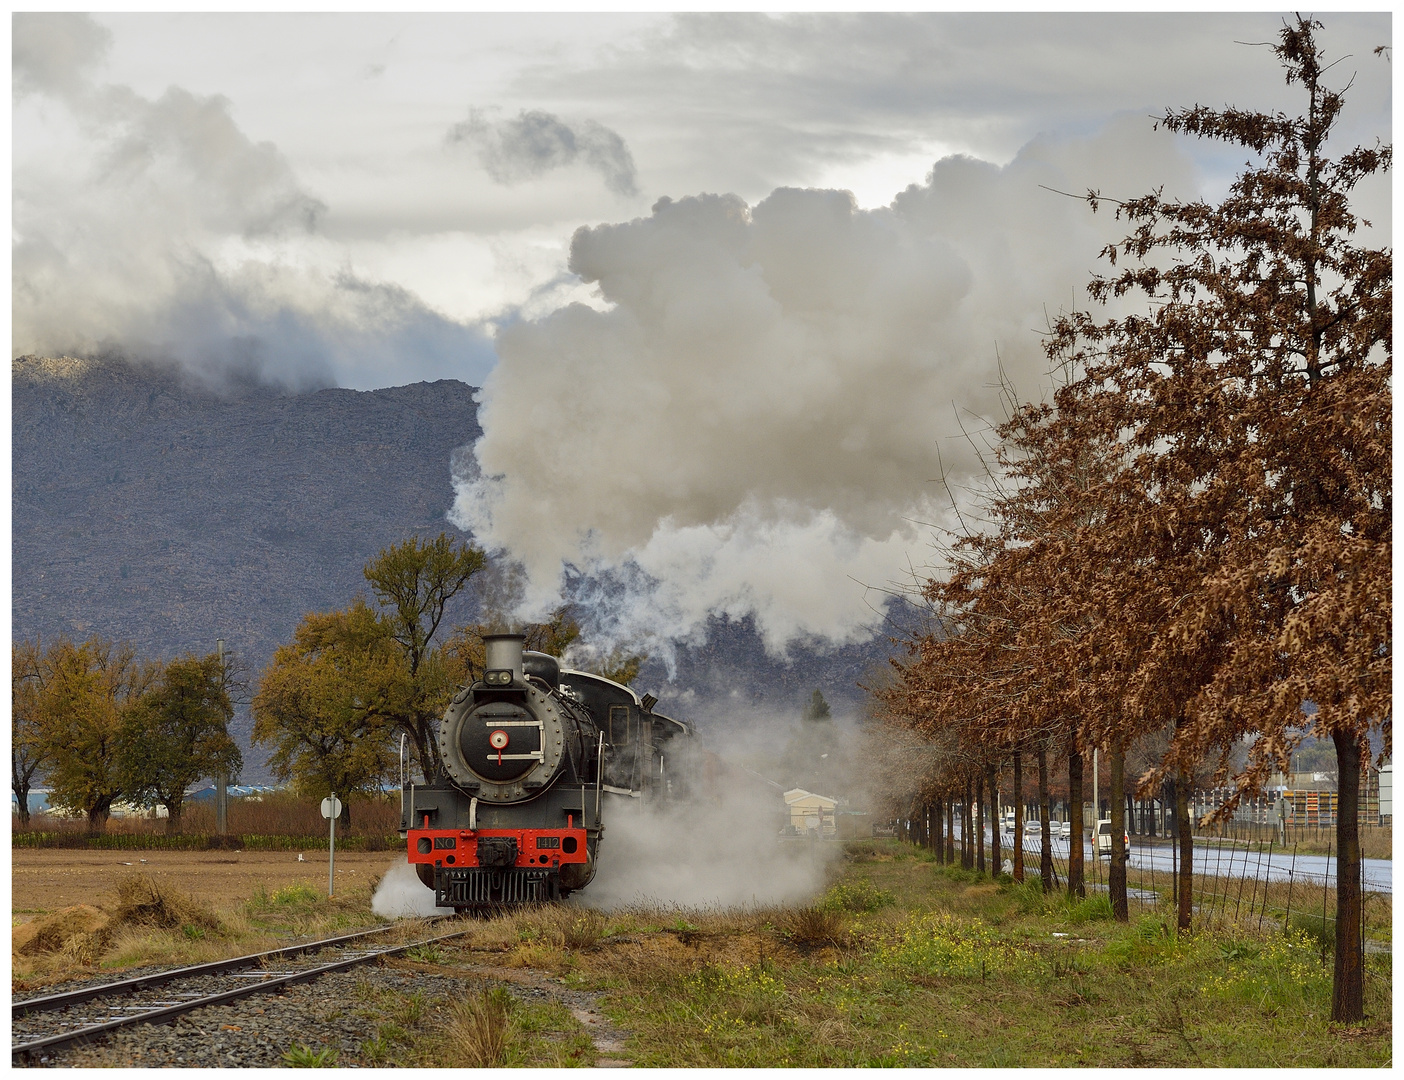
[1068,740,1085,899]
[1109,748,1128,921]
[962,780,973,869]
[13,762,32,828]
[1331,730,1364,1023]
[945,797,956,865]
[932,796,944,863]
[1176,769,1194,932]
[166,796,183,835]
[1012,752,1024,882]
[976,773,986,874]
[87,800,112,833]
[987,763,1002,879]
[340,800,352,829]
[1038,747,1053,891]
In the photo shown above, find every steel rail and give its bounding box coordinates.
[12,925,472,1062]
[13,921,431,1018]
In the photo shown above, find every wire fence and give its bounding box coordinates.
[990,830,1390,969]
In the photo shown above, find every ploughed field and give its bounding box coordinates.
[10,841,1393,1067]
[12,849,391,922]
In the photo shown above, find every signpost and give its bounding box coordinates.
[321,795,342,897]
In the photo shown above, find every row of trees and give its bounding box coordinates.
[250,533,645,823]
[12,637,240,831]
[874,19,1389,1024]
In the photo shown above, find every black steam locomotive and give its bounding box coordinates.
[402,633,692,908]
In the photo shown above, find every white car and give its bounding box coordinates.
[1094,819,1131,856]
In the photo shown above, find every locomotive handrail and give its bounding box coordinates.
[595,731,605,825]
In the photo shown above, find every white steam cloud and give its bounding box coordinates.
[583,787,839,910]
[449,108,639,197]
[371,858,454,919]
[452,117,1197,652]
[13,13,493,390]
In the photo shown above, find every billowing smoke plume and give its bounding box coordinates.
[12,13,493,390]
[448,108,639,197]
[452,117,1196,653]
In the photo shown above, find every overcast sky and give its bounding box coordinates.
[13,11,1392,655]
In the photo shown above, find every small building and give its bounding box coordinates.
[783,788,838,837]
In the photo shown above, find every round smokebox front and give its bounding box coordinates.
[462,701,541,783]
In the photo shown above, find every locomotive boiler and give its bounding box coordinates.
[401,632,691,908]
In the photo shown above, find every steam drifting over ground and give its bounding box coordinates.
[582,788,841,911]
[371,859,454,919]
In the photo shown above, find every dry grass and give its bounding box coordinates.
[11,870,419,988]
[111,873,223,933]
[441,987,517,1067]
[784,906,850,947]
[13,905,111,959]
[12,873,234,980]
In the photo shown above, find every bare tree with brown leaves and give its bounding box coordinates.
[1046,17,1389,1020]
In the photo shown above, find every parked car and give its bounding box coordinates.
[1094,819,1131,857]
[1021,819,1072,839]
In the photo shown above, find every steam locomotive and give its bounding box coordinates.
[401,633,692,908]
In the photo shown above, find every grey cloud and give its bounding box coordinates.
[520,13,1391,195]
[13,16,492,390]
[448,108,638,196]
[13,12,111,98]
[93,85,326,238]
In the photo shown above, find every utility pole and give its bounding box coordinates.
[215,639,228,836]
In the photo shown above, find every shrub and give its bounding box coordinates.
[784,906,850,947]
[820,878,894,914]
[1288,912,1335,953]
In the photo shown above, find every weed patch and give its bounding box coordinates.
[820,878,894,914]
[281,1043,339,1067]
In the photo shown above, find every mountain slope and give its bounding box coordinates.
[13,355,482,756]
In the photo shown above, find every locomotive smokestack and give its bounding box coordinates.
[483,632,526,682]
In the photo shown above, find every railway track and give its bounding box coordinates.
[12,920,471,1062]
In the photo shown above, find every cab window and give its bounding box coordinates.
[609,705,633,746]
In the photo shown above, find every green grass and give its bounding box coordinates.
[571,839,1391,1067]
[280,1043,339,1067]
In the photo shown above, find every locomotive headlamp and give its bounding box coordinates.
[484,669,513,686]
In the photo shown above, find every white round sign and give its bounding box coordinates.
[321,796,343,819]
